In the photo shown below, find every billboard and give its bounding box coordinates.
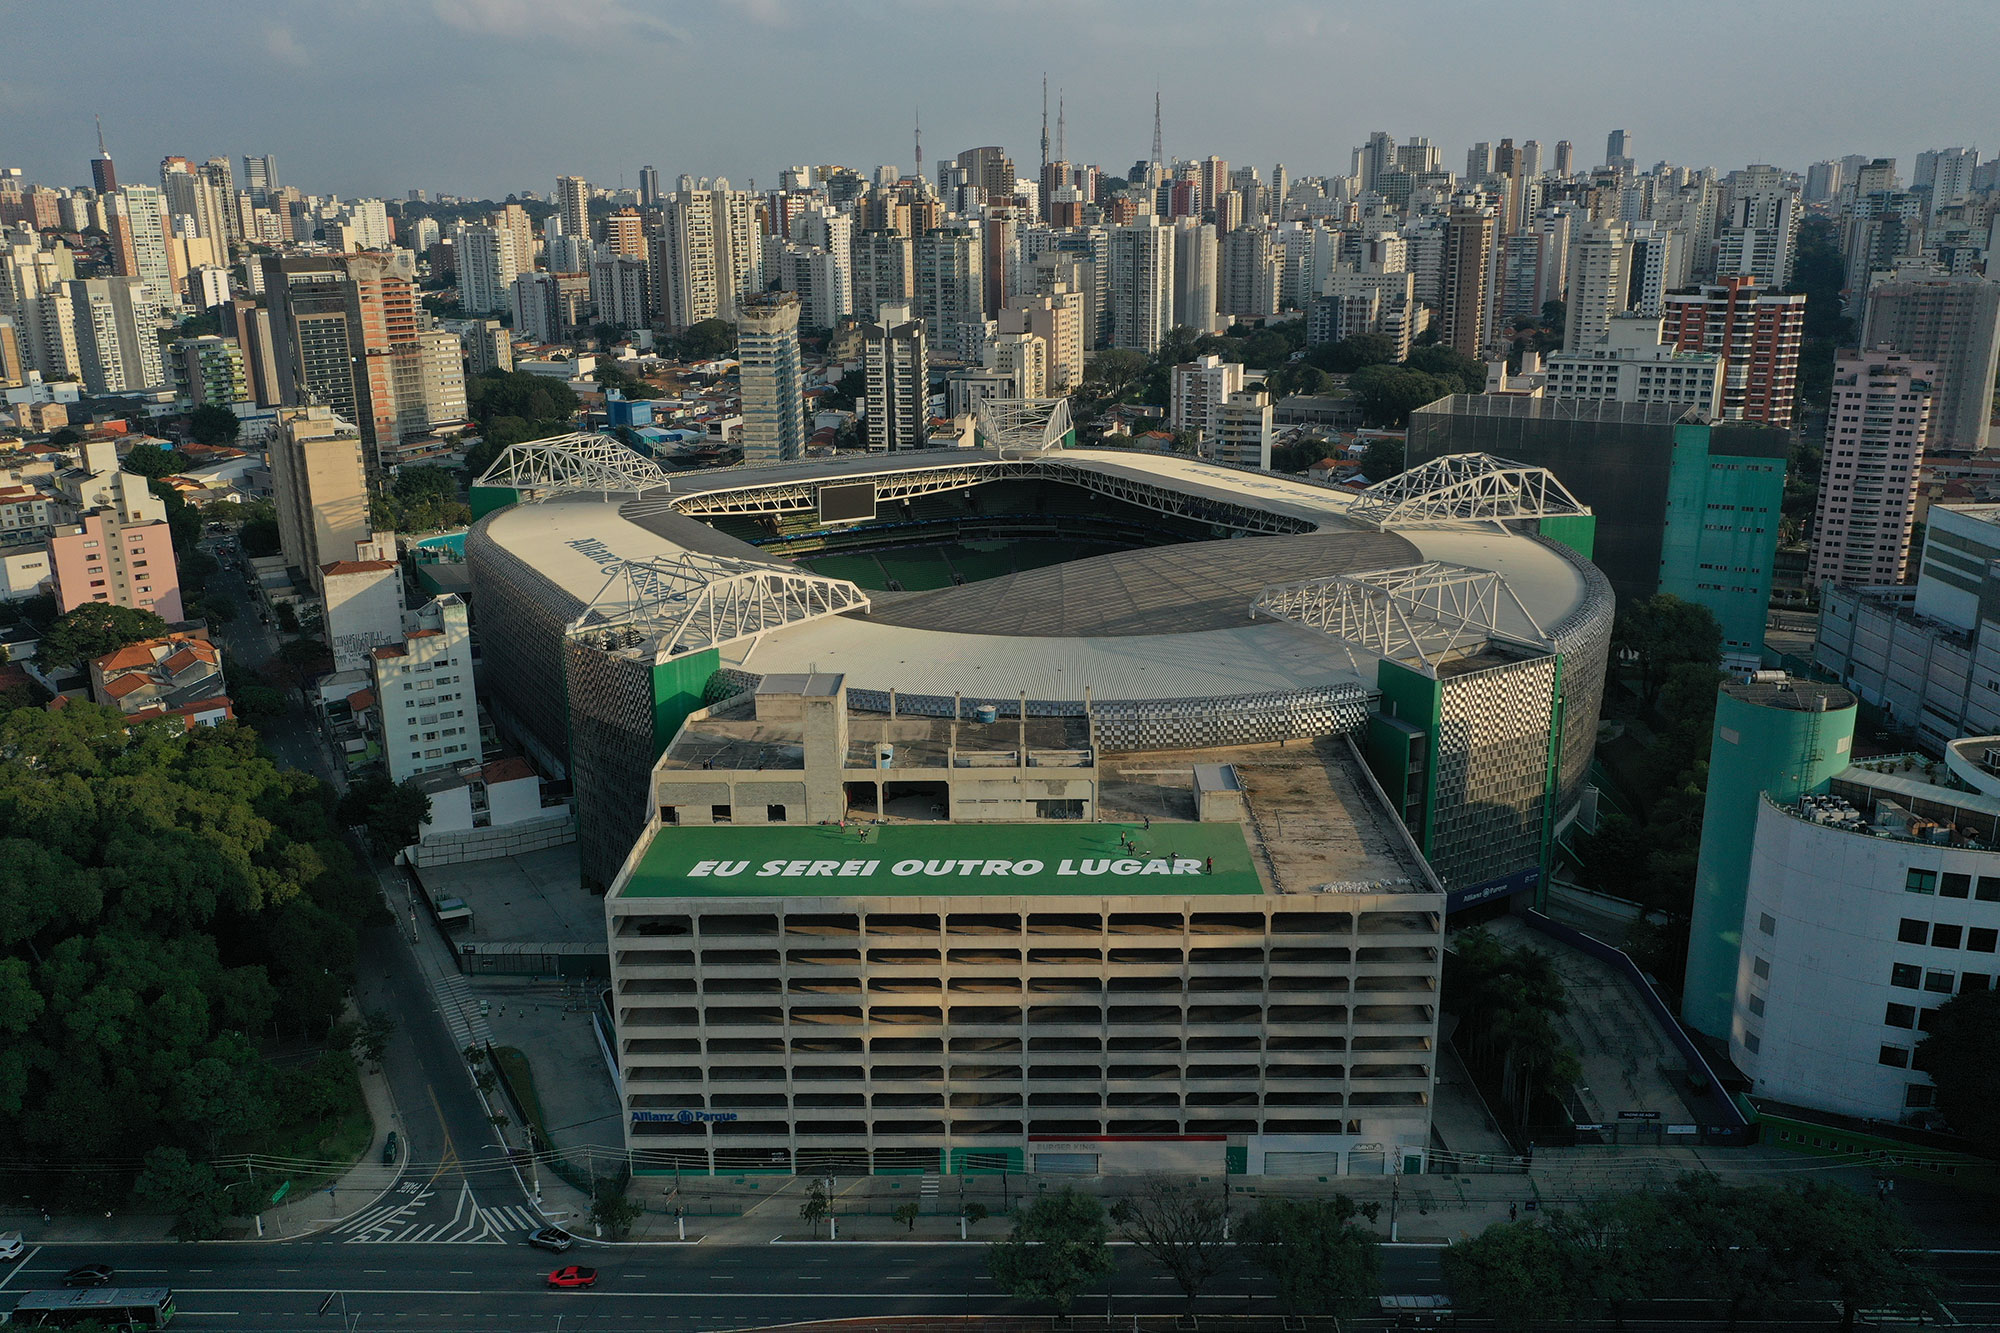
[818,481,878,523]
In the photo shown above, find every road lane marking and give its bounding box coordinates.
[0,1248,38,1292]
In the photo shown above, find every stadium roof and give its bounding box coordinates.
[472,447,1597,700]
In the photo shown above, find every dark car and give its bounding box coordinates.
[381,1131,399,1165]
[547,1265,596,1289]
[527,1227,574,1253]
[64,1264,115,1287]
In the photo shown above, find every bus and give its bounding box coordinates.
[3,1287,176,1328]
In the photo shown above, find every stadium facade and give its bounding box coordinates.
[465,435,1613,913]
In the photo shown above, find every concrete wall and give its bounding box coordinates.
[408,810,577,867]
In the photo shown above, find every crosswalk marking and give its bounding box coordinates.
[431,970,493,1052]
[330,1181,540,1244]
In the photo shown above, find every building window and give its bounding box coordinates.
[1976,876,2000,902]
[1906,1084,1936,1109]
[1924,970,1955,994]
[1890,963,1921,988]
[711,804,732,824]
[1879,1045,1910,1068]
[1742,1032,1760,1054]
[1969,928,1998,953]
[1884,1002,1915,1028]
[1931,923,1962,950]
[1906,869,1937,894]
[1941,873,1971,898]
[661,806,679,825]
[1758,913,1776,936]
[766,804,787,822]
[1751,956,1770,980]
[1747,994,1765,1017]
[1961,973,1992,993]
[1898,918,1929,944]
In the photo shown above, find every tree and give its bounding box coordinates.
[354,1010,398,1069]
[590,1184,644,1239]
[50,427,82,447]
[237,501,282,557]
[1614,594,1723,709]
[1774,1181,1940,1332]
[122,443,192,478]
[1440,1217,1580,1331]
[133,1146,236,1241]
[1307,331,1400,374]
[1239,1195,1381,1318]
[820,367,868,413]
[188,404,241,447]
[1109,1177,1229,1305]
[1403,342,1489,395]
[893,1200,921,1232]
[798,1179,829,1237]
[338,774,434,856]
[1360,437,1405,482]
[1915,986,2000,1149]
[34,603,169,675]
[987,1186,1116,1315]
[676,318,737,360]
[1347,364,1458,427]
[277,635,333,680]
[1083,348,1149,401]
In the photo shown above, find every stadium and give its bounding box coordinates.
[464,417,1612,908]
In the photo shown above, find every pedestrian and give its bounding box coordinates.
[1143,815,1150,832]
[1204,857,1213,874]
[1509,1203,1517,1222]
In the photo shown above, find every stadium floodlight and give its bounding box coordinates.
[473,431,673,498]
[1345,452,1589,530]
[567,551,870,660]
[975,398,1074,456]
[1250,560,1553,674]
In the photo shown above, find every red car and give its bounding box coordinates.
[547,1266,598,1289]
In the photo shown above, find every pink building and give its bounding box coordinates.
[46,441,185,623]
[1808,349,1937,588]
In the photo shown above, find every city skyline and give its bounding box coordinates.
[5,0,1995,200]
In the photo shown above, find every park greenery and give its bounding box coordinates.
[987,1186,1117,1315]
[371,464,471,534]
[1238,1194,1383,1318]
[460,369,583,478]
[1444,927,1582,1125]
[31,603,168,676]
[0,701,386,1220]
[1441,1176,1938,1332]
[1574,594,1727,987]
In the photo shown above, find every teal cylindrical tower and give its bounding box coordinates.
[1681,676,1857,1039]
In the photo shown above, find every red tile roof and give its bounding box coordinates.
[346,688,376,710]
[102,673,149,700]
[480,756,536,785]
[405,628,442,640]
[370,645,407,660]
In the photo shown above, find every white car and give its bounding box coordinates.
[0,1232,24,1261]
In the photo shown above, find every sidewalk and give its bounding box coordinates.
[250,1055,405,1240]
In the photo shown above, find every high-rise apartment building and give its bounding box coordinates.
[604,207,646,259]
[243,154,278,205]
[1108,218,1174,354]
[1218,226,1280,319]
[1169,353,1247,444]
[510,271,566,344]
[46,440,183,623]
[372,595,478,784]
[453,223,516,316]
[1171,219,1218,335]
[109,185,173,299]
[1804,160,1841,205]
[1553,140,1574,176]
[1625,220,1685,317]
[1716,165,1801,288]
[1808,350,1935,587]
[1564,219,1631,351]
[269,405,370,595]
[1604,129,1633,174]
[662,184,763,328]
[1913,147,1978,204]
[861,302,928,452]
[1859,268,2000,453]
[1542,313,1722,412]
[1004,285,1084,392]
[738,292,805,463]
[1661,277,1805,428]
[589,253,651,329]
[50,277,165,394]
[914,227,986,363]
[555,175,591,247]
[1438,201,1496,359]
[168,334,247,407]
[852,231,914,323]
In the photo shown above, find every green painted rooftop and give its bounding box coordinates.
[619,822,1264,898]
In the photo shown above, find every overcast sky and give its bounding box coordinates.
[5,0,1993,201]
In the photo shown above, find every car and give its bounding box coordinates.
[546,1266,597,1289]
[64,1264,115,1287]
[527,1227,574,1253]
[381,1131,399,1165]
[0,1232,23,1261]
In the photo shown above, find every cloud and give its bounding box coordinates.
[430,0,683,44]
[263,23,310,66]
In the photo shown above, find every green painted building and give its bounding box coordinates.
[1682,677,1857,1039]
[1656,421,1788,659]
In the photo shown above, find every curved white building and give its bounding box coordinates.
[1734,738,2000,1122]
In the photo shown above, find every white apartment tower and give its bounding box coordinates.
[738,292,806,463]
[1808,350,1936,588]
[454,223,516,316]
[555,176,591,247]
[1109,218,1174,354]
[663,184,763,329]
[1171,218,1219,335]
[1564,219,1631,351]
[371,595,479,784]
[862,302,928,453]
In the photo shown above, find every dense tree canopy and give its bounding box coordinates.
[987,1186,1115,1314]
[1347,365,1459,427]
[187,405,241,447]
[122,443,192,478]
[462,369,582,476]
[0,704,381,1202]
[1915,986,2000,1151]
[34,604,168,675]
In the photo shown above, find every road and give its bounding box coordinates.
[0,1238,1449,1331]
[204,536,542,1244]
